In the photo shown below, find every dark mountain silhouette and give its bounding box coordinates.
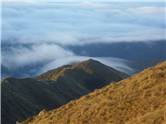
[37,59,127,90]
[22,61,166,124]
[1,59,127,124]
[68,40,166,72]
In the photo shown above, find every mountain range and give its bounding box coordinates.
[22,61,166,124]
[68,40,166,72]
[1,59,127,124]
[2,40,166,77]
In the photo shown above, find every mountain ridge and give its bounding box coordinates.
[1,59,127,124]
[22,61,166,124]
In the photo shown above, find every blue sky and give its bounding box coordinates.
[1,1,166,76]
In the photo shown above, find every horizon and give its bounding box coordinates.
[1,1,166,77]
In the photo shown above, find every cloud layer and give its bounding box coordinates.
[1,1,165,77]
[2,2,165,45]
[2,0,165,3]
[2,44,74,69]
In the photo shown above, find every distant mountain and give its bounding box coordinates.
[2,40,166,78]
[37,59,127,90]
[68,40,166,72]
[1,63,45,78]
[22,61,166,124]
[1,59,127,124]
[1,65,10,77]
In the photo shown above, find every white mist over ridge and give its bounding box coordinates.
[39,56,134,75]
[1,1,165,77]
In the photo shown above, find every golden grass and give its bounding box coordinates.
[22,61,166,124]
[126,106,166,124]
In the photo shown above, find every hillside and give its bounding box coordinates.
[22,61,166,124]
[1,59,127,124]
[37,59,127,90]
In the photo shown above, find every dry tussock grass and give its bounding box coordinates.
[22,61,166,124]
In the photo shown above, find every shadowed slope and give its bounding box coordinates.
[22,61,166,124]
[37,59,127,90]
[1,59,127,124]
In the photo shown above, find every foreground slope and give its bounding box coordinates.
[1,59,127,124]
[23,61,166,124]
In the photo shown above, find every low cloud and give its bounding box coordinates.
[2,43,134,76]
[2,44,74,69]
[1,2,165,77]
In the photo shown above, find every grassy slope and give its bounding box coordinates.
[2,59,127,124]
[23,61,166,124]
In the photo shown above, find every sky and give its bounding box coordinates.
[2,0,165,3]
[1,0,166,77]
